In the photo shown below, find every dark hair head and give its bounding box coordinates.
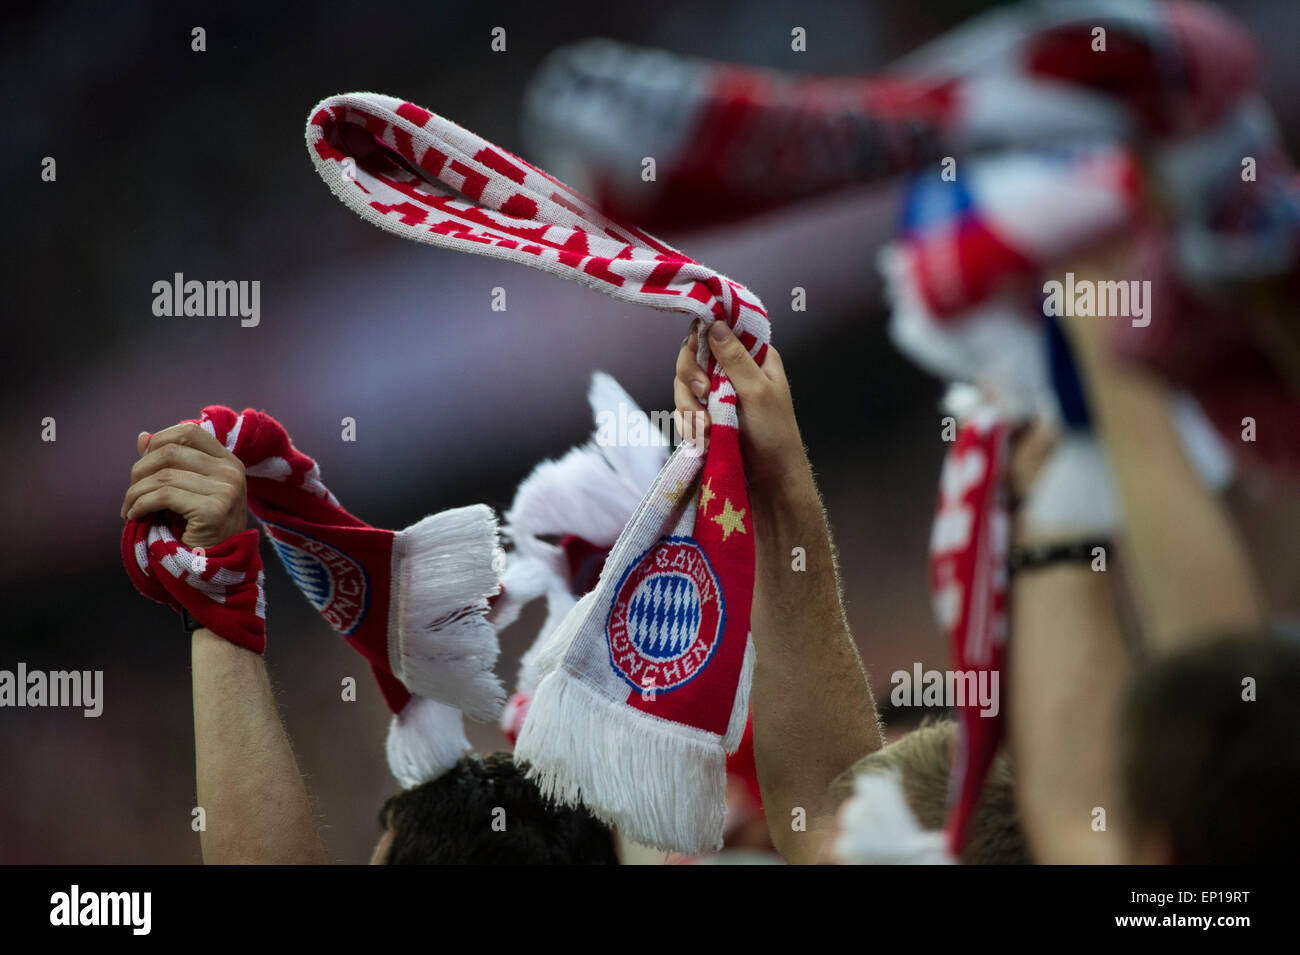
[1121,633,1300,864]
[378,751,619,864]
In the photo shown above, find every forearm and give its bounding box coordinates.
[749,459,882,864]
[1009,562,1129,863]
[1069,321,1266,650]
[191,628,327,864]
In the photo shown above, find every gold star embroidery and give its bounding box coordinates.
[713,497,747,542]
[698,478,716,517]
[664,480,685,505]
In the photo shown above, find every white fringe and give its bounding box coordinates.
[587,372,671,495]
[499,372,669,698]
[832,770,957,865]
[507,459,653,557]
[516,582,578,696]
[529,589,597,681]
[515,666,728,854]
[505,373,668,548]
[489,553,556,634]
[385,695,471,789]
[389,504,505,722]
[491,553,577,701]
[503,376,738,852]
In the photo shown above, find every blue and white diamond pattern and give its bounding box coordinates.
[269,538,332,613]
[626,572,702,661]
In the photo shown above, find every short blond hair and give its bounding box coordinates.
[836,719,1030,865]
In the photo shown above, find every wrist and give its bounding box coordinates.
[183,524,247,553]
[1009,537,1111,574]
[748,448,815,510]
[1010,508,1094,552]
[192,625,262,657]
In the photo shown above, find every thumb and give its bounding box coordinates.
[137,431,151,456]
[706,321,765,398]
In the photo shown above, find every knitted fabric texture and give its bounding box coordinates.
[306,92,769,852]
[122,406,501,786]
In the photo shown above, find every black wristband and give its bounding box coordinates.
[1009,539,1110,573]
[180,608,203,633]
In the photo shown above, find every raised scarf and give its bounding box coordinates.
[122,406,503,786]
[306,92,769,852]
[527,0,1300,854]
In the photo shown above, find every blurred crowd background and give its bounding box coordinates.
[3,0,1298,863]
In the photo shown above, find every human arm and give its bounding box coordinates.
[674,322,882,864]
[1005,425,1130,863]
[1062,269,1267,651]
[123,423,327,864]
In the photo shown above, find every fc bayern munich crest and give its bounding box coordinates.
[606,535,726,695]
[264,522,370,635]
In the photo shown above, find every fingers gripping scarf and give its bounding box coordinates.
[122,407,503,787]
[491,373,763,823]
[306,93,769,853]
[521,0,1296,859]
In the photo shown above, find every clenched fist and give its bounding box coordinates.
[673,319,806,492]
[121,421,248,549]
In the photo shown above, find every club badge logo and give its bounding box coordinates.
[607,535,725,695]
[264,522,369,635]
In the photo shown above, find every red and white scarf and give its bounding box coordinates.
[525,2,1256,227]
[928,405,1011,854]
[306,93,769,853]
[122,406,503,786]
[525,0,1300,858]
[530,1,1300,475]
[493,373,764,844]
[491,372,669,744]
[877,3,1294,849]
